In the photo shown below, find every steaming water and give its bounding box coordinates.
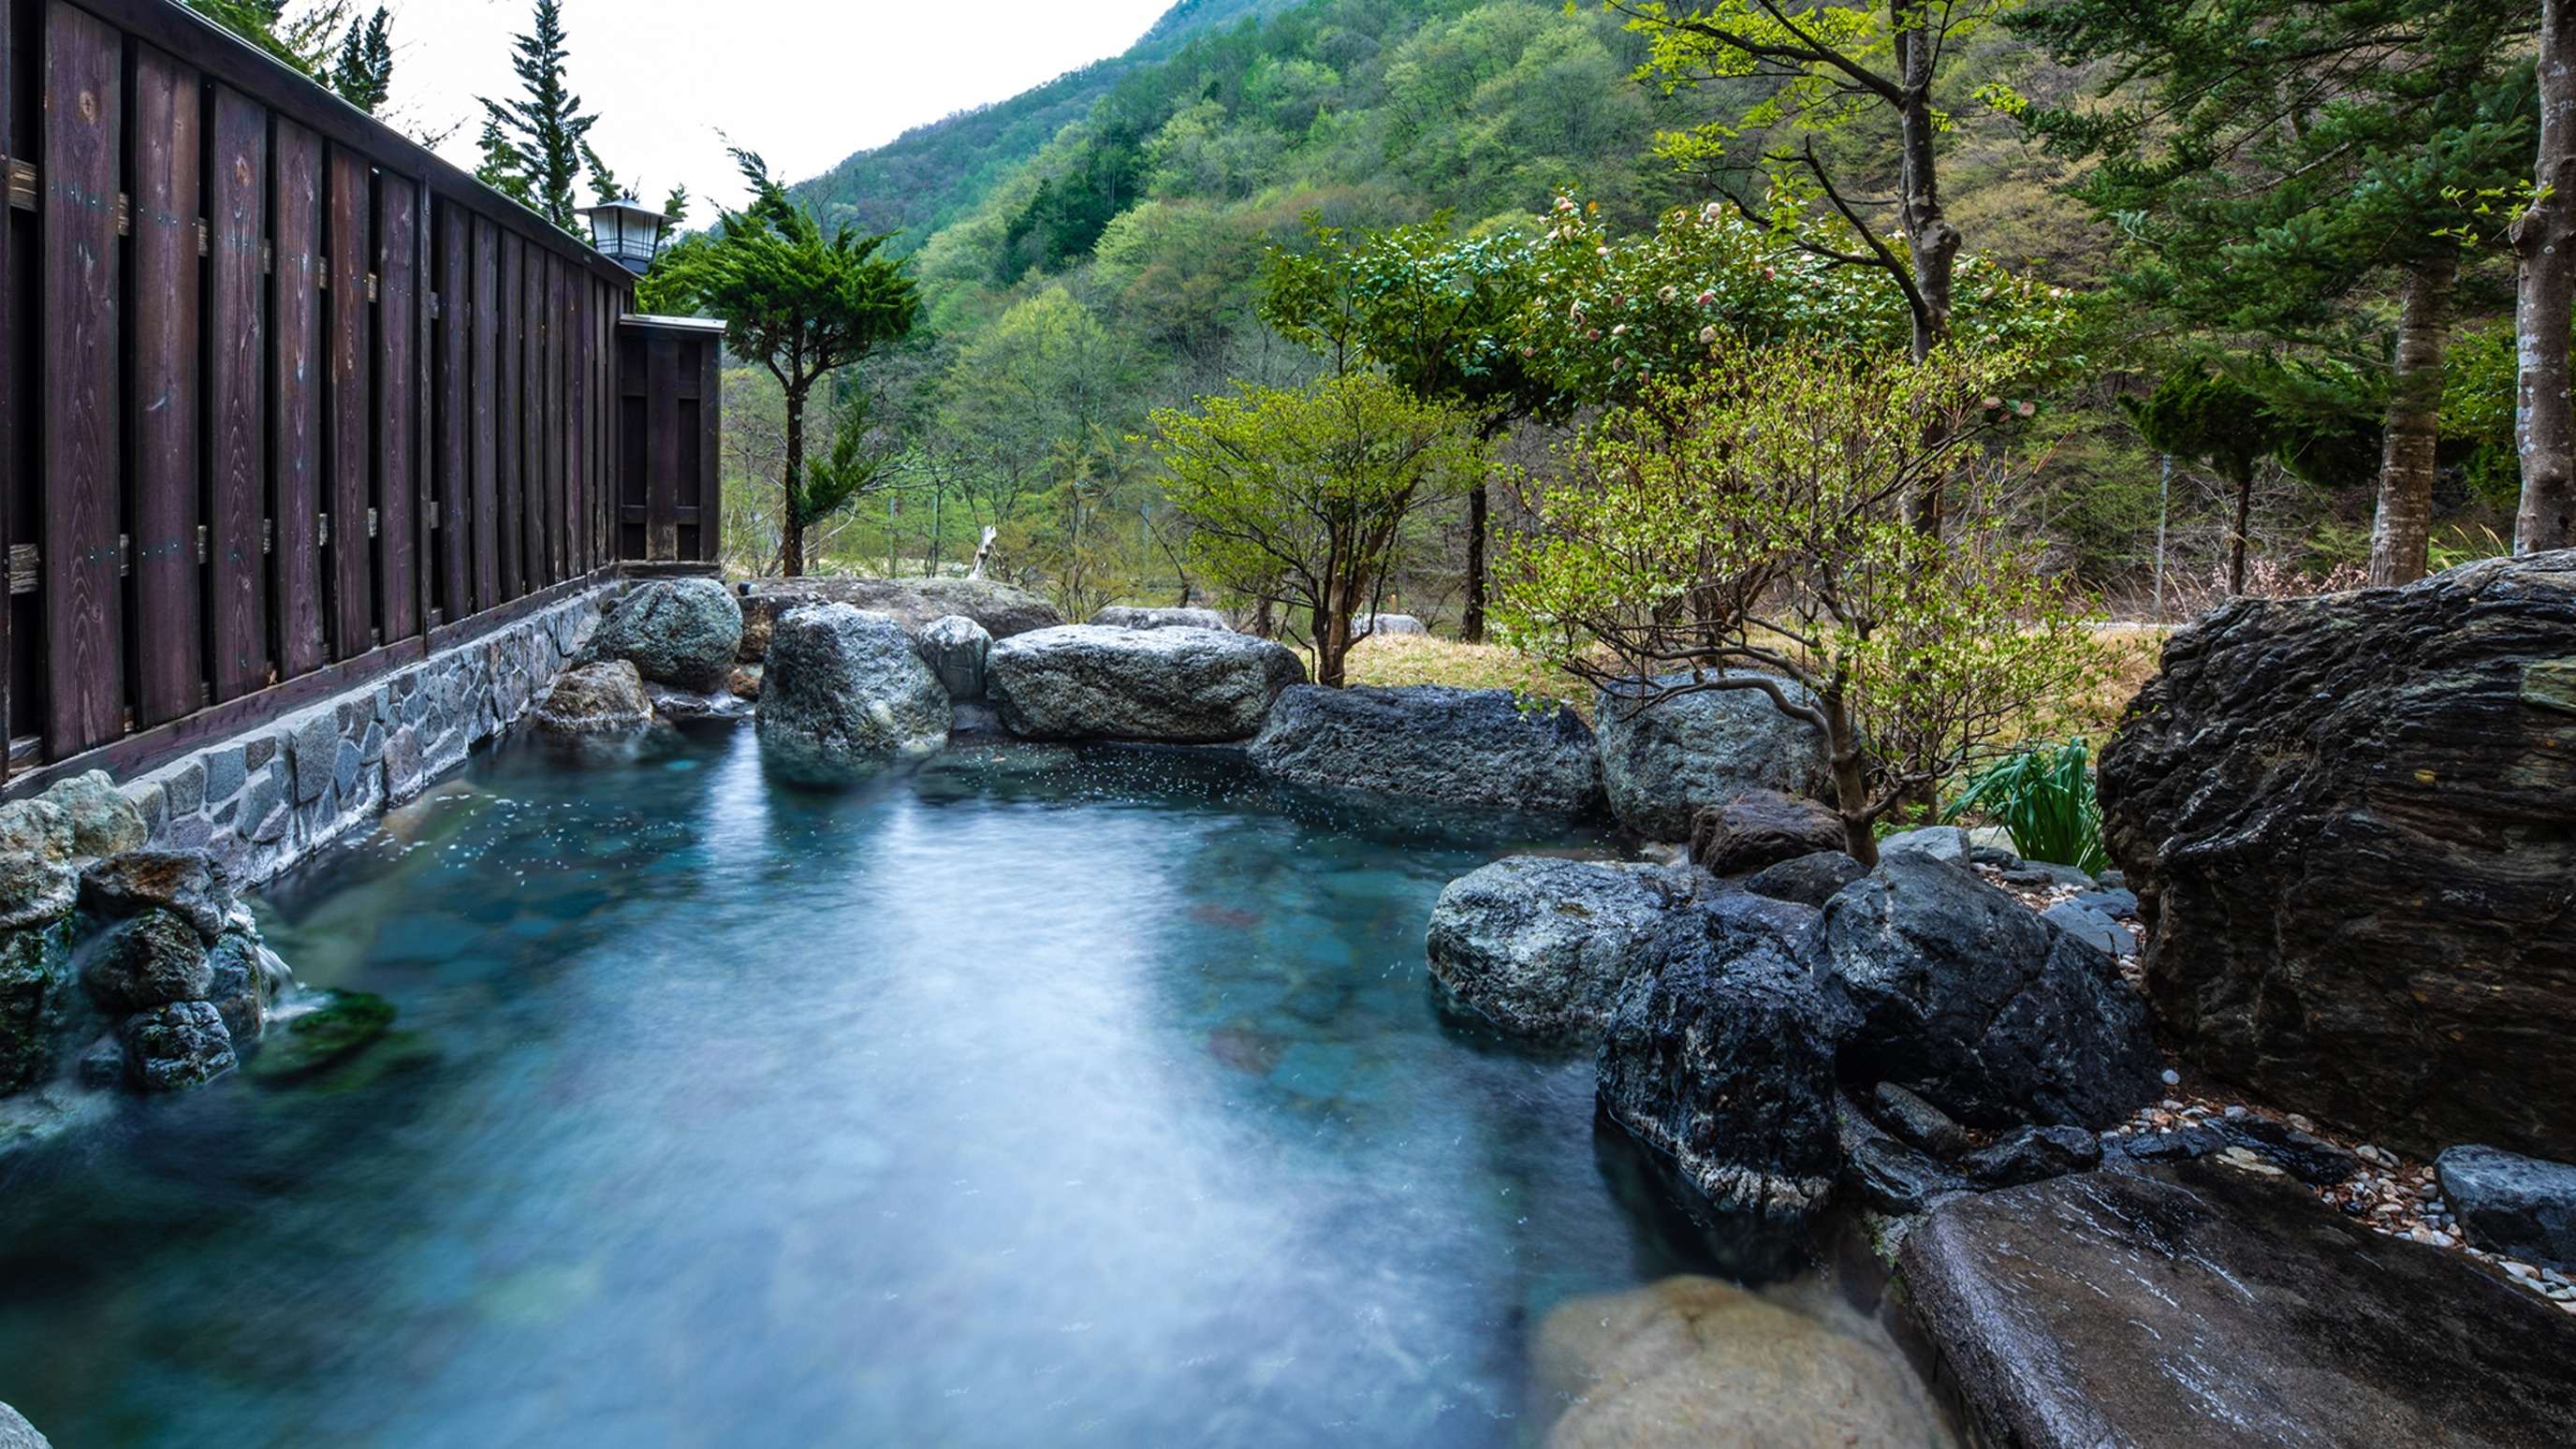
[0,724,1881,1447]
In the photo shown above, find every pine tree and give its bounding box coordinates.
[329,7,393,114]
[477,0,601,232]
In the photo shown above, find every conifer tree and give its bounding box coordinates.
[329,7,393,113]
[478,0,603,232]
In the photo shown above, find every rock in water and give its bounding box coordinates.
[82,910,213,1014]
[244,989,395,1082]
[739,578,1061,656]
[120,999,236,1090]
[1593,676,1829,840]
[38,770,148,858]
[0,1401,51,1449]
[0,923,72,1094]
[1743,850,1869,908]
[916,615,994,701]
[1690,789,1845,875]
[986,624,1305,742]
[593,578,742,693]
[1251,685,1603,812]
[203,931,271,1046]
[1597,906,1841,1218]
[1899,1161,2576,1449]
[80,850,238,939]
[2437,1145,2576,1272]
[1424,857,1685,1040]
[756,604,952,767]
[0,799,76,929]
[534,659,653,733]
[2098,551,2576,1161]
[1532,1277,1954,1449]
[1091,605,1231,631]
[1817,855,2158,1130]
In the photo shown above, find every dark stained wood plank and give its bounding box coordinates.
[271,118,326,679]
[433,199,467,621]
[495,231,522,600]
[39,1,121,754]
[325,148,371,657]
[129,45,201,727]
[646,326,680,562]
[376,174,417,642]
[530,249,554,586]
[696,330,722,565]
[565,273,589,571]
[207,86,269,703]
[470,214,498,613]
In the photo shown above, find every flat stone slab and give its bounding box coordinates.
[1898,1160,2576,1448]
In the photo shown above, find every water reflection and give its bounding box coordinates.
[0,724,1937,1448]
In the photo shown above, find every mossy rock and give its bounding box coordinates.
[243,990,396,1084]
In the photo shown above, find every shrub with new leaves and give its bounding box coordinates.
[1150,373,1483,688]
[1495,340,2099,864]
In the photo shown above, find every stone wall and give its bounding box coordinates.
[115,588,608,886]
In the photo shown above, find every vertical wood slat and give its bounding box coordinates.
[39,1,120,753]
[646,327,680,562]
[495,232,521,600]
[129,45,198,726]
[376,176,417,642]
[531,249,552,587]
[470,214,497,613]
[271,118,325,679]
[544,253,564,584]
[565,271,588,571]
[1,0,18,768]
[433,201,466,621]
[325,148,369,656]
[697,330,722,564]
[207,86,267,701]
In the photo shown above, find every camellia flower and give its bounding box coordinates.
[1612,358,1627,371]
[2016,401,2037,417]
[1695,291,1715,306]
[1658,285,1677,301]
[1588,329,1601,340]
[1762,268,1777,280]
[1983,395,2003,410]
[1611,324,1628,336]
[1698,325,1719,344]
[1597,246,1611,256]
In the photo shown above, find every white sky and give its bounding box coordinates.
[379,0,1177,220]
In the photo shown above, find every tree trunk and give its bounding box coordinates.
[1462,481,1488,643]
[1824,691,1879,868]
[2370,251,2459,587]
[2519,0,2576,553]
[1895,4,1960,366]
[2228,466,2254,595]
[779,387,808,578]
[1312,599,1351,689]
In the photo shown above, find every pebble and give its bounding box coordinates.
[2160,1069,2181,1086]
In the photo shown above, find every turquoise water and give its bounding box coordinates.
[0,724,1739,1448]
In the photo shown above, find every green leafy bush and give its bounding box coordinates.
[1949,739,2110,874]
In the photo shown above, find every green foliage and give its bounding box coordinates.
[478,0,607,232]
[1497,340,2099,858]
[796,393,900,539]
[188,1,388,106]
[1947,739,2109,874]
[2122,370,2278,489]
[328,7,393,113]
[2443,319,2538,507]
[1150,373,1483,685]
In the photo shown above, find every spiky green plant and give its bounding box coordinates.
[1949,739,2111,874]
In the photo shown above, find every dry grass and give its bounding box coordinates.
[1334,634,1596,713]
[2056,625,2171,741]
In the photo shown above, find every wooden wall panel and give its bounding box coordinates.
[646,328,680,562]
[1,0,21,760]
[128,45,198,726]
[470,214,497,612]
[565,274,589,571]
[376,177,417,642]
[271,118,326,679]
[38,1,120,753]
[207,86,267,702]
[495,232,522,600]
[433,203,467,621]
[325,149,370,656]
[695,332,721,564]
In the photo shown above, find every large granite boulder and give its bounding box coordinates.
[1250,685,1603,812]
[1532,1277,1954,1448]
[2099,553,2576,1161]
[917,615,993,701]
[81,909,212,1014]
[1092,605,1230,631]
[756,604,951,766]
[1597,901,1842,1218]
[2437,1145,2576,1272]
[1899,1161,2576,1449]
[38,770,147,857]
[593,578,742,693]
[1593,676,1830,840]
[0,1402,49,1449]
[120,999,236,1091]
[739,578,1061,659]
[1424,857,1685,1039]
[986,624,1305,742]
[0,921,73,1093]
[1816,854,2159,1130]
[534,659,653,733]
[1690,789,1846,875]
[80,850,238,939]
[0,798,78,929]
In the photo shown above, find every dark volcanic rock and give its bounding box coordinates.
[755,604,951,768]
[1423,857,1684,1039]
[1250,685,1603,813]
[1742,850,1868,907]
[987,624,1305,743]
[82,909,212,1014]
[80,850,238,939]
[120,1000,236,1091]
[1845,1135,1972,1215]
[2217,1115,2360,1187]
[1899,1161,2576,1449]
[1963,1124,2102,1187]
[2115,1126,2225,1164]
[2099,551,2576,1160]
[1592,676,1831,840]
[1873,1081,1969,1158]
[0,922,73,1093]
[2437,1145,2576,1271]
[203,930,272,1046]
[593,578,742,693]
[1596,907,1841,1218]
[1688,789,1845,876]
[1817,855,2159,1129]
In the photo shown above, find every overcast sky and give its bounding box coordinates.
[381,0,1176,220]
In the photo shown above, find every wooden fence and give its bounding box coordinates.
[0,0,684,792]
